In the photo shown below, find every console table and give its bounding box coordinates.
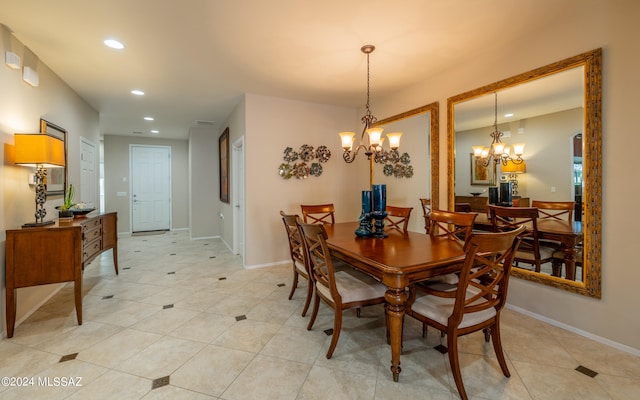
[5,212,118,338]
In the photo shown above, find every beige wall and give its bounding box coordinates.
[243,94,361,268]
[103,135,189,233]
[0,31,100,332]
[189,125,220,238]
[372,2,640,351]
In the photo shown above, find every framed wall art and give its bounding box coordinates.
[470,153,493,185]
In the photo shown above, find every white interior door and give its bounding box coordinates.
[131,145,171,232]
[80,137,97,208]
[232,137,245,260]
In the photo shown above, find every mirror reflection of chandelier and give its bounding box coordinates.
[339,45,402,172]
[472,92,525,167]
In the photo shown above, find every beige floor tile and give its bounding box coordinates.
[170,345,255,397]
[0,359,108,400]
[130,307,201,335]
[297,365,377,400]
[141,384,218,399]
[65,370,151,400]
[168,312,237,343]
[211,319,282,353]
[76,328,161,368]
[595,373,640,400]
[35,321,123,355]
[260,325,326,364]
[556,335,640,379]
[221,354,311,400]
[116,336,205,379]
[513,360,612,400]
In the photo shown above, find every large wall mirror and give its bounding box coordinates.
[447,49,601,297]
[373,102,439,233]
[40,119,68,196]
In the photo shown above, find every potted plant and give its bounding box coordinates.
[57,184,75,218]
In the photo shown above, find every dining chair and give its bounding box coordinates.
[297,222,387,359]
[428,209,477,243]
[406,226,524,400]
[301,203,335,225]
[532,200,575,222]
[419,198,431,233]
[488,205,555,273]
[385,205,413,233]
[420,209,478,290]
[280,211,313,316]
[552,247,583,280]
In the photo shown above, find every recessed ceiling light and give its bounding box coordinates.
[131,89,144,96]
[104,39,124,49]
[150,130,159,134]
[504,113,514,118]
[144,116,154,121]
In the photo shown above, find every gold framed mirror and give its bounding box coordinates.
[373,102,439,231]
[447,49,601,298]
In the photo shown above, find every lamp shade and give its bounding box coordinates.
[14,134,65,168]
[502,159,526,173]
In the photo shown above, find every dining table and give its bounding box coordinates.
[323,221,466,382]
[473,213,583,280]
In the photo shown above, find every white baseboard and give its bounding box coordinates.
[506,304,640,356]
[245,260,290,270]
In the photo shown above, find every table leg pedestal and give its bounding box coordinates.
[385,287,407,382]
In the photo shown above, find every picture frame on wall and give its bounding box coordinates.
[219,127,230,203]
[470,153,493,185]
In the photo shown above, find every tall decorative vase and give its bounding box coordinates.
[355,190,374,237]
[371,184,388,238]
[488,187,499,205]
[499,182,513,206]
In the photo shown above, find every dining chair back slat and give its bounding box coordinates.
[531,200,575,222]
[301,204,335,225]
[385,205,413,233]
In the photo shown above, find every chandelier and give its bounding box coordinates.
[472,92,525,167]
[339,45,402,168]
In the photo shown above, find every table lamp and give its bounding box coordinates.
[501,159,526,197]
[14,133,65,227]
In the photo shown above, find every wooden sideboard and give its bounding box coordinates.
[455,196,530,213]
[5,212,118,338]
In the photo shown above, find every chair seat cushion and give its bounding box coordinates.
[294,260,307,274]
[317,270,386,304]
[410,290,496,329]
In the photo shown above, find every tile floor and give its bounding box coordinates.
[1,231,638,399]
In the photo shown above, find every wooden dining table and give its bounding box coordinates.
[473,214,583,280]
[323,221,466,382]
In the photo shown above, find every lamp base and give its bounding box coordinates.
[22,220,55,228]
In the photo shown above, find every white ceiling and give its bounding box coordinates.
[0,0,582,140]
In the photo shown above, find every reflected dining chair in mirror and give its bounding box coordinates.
[489,205,555,273]
[298,222,387,359]
[406,226,524,400]
[419,198,432,233]
[385,205,413,233]
[531,200,575,222]
[301,203,335,225]
[280,211,313,316]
